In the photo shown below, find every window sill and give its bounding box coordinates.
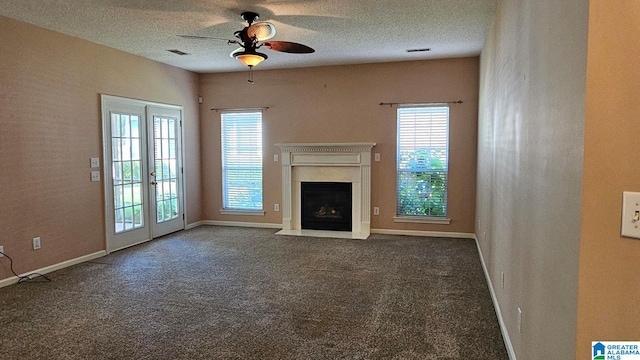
[393,216,451,225]
[219,209,265,216]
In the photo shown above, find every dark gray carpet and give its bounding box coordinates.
[0,226,508,359]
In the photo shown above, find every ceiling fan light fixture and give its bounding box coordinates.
[232,50,268,68]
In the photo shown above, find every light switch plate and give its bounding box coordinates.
[90,157,100,168]
[621,191,640,239]
[91,171,101,182]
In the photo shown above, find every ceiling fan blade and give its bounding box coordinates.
[177,35,232,42]
[247,22,277,41]
[263,41,315,54]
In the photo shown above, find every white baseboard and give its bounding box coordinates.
[185,221,205,230]
[371,228,476,239]
[474,235,517,360]
[0,250,107,289]
[199,220,283,229]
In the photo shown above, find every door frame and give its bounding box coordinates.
[100,94,187,253]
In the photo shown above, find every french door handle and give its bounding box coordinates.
[150,171,156,176]
[150,181,157,185]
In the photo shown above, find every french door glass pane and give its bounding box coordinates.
[132,161,141,181]
[114,185,123,208]
[153,116,179,224]
[111,113,144,233]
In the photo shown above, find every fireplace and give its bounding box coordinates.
[301,182,352,231]
[275,142,375,239]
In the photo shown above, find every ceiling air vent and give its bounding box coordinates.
[167,49,190,56]
[406,48,431,53]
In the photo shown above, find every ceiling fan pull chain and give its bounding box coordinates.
[248,67,254,84]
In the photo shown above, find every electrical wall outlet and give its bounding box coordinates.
[274,203,280,212]
[373,207,380,215]
[273,154,279,162]
[33,237,41,250]
[0,245,4,257]
[374,153,381,162]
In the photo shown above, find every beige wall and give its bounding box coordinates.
[199,58,479,233]
[576,1,640,357]
[476,0,588,359]
[7,3,639,358]
[0,16,201,280]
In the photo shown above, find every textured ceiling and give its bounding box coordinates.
[0,0,498,73]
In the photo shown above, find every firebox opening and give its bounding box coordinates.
[301,182,352,231]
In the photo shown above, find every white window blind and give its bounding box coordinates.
[221,111,263,211]
[396,105,449,217]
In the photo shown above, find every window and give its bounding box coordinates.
[396,105,449,218]
[221,111,263,212]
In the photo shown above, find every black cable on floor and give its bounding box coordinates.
[0,250,51,283]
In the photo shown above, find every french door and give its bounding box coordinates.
[101,95,184,253]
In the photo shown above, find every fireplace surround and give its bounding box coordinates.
[275,142,375,239]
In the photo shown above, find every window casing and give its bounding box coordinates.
[221,111,263,212]
[396,105,449,218]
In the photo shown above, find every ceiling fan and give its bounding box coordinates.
[179,11,315,70]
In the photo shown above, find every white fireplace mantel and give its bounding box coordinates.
[275,142,376,239]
